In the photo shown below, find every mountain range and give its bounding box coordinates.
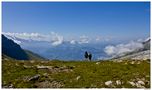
[2,33,150,61]
[3,33,111,60]
[2,35,45,60]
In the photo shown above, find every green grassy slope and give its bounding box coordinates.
[25,50,47,60]
[2,58,150,88]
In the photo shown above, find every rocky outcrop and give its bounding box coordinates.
[35,80,63,88]
[28,74,40,82]
[36,65,74,73]
[111,38,150,61]
[113,50,150,61]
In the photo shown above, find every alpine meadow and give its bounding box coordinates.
[2,2,150,88]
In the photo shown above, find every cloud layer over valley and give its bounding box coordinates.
[104,41,144,57]
[3,32,109,46]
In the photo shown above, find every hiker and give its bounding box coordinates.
[84,51,88,61]
[88,53,92,61]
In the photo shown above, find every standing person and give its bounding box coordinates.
[88,53,92,61]
[84,51,88,61]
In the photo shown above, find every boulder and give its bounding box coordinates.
[105,81,113,86]
[37,65,53,69]
[76,76,81,80]
[28,74,40,81]
[128,81,136,86]
[116,80,121,85]
[96,62,100,65]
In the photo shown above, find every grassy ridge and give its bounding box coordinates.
[2,59,150,88]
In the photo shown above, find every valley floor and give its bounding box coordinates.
[2,58,150,88]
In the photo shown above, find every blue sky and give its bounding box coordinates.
[2,2,150,40]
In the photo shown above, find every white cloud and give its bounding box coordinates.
[70,40,76,44]
[78,35,90,44]
[95,36,102,41]
[50,32,64,46]
[95,36,111,42]
[104,45,116,55]
[104,41,144,56]
[3,32,113,46]
[3,32,64,46]
[3,32,50,42]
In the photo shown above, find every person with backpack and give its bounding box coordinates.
[84,51,88,61]
[88,53,92,61]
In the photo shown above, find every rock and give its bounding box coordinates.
[61,66,74,69]
[30,60,35,63]
[116,80,121,85]
[37,65,73,73]
[23,76,30,82]
[125,62,128,65]
[8,84,13,88]
[91,84,97,87]
[3,84,13,88]
[131,61,135,64]
[141,78,146,81]
[23,65,33,68]
[105,81,113,86]
[136,78,141,81]
[117,60,123,62]
[37,65,53,69]
[128,81,136,86]
[15,63,19,66]
[35,81,52,88]
[60,66,67,69]
[113,50,150,60]
[135,82,144,88]
[128,81,145,88]
[137,80,145,85]
[76,76,81,80]
[28,74,40,81]
[96,62,100,65]
[4,58,8,60]
[145,80,150,85]
[35,80,63,88]
[137,61,141,64]
[43,73,49,77]
[138,86,145,88]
